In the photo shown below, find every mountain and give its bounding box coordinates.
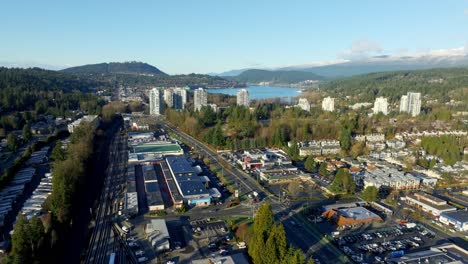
[225,69,324,84]
[220,54,468,79]
[62,61,167,75]
[211,68,252,76]
[279,55,468,78]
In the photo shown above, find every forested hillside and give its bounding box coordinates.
[227,69,324,84]
[321,67,468,103]
[0,67,105,114]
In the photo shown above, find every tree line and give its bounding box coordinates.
[248,203,313,264]
[7,122,95,263]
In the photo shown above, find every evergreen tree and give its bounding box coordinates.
[319,162,328,176]
[339,127,351,151]
[22,124,32,142]
[361,186,379,202]
[304,156,317,173]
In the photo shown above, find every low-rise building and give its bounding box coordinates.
[145,219,170,252]
[439,210,468,231]
[67,115,98,133]
[298,140,340,156]
[404,192,456,216]
[357,168,420,191]
[386,243,468,264]
[322,206,382,226]
[166,156,211,206]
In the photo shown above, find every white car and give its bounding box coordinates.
[128,241,139,248]
[127,236,137,242]
[138,257,148,263]
[135,250,144,256]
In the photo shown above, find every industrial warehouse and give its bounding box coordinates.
[125,132,218,215]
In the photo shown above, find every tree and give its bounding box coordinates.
[249,202,275,264]
[51,142,66,161]
[304,156,317,173]
[349,141,368,158]
[7,133,19,151]
[22,124,32,142]
[329,168,355,194]
[235,223,251,242]
[319,162,328,176]
[362,186,379,202]
[288,139,299,160]
[339,127,351,151]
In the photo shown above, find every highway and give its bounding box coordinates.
[160,121,348,263]
[84,129,129,264]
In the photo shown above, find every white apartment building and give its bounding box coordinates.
[400,92,421,116]
[322,96,334,112]
[237,89,250,107]
[297,98,311,112]
[373,97,388,115]
[194,88,208,111]
[149,88,164,116]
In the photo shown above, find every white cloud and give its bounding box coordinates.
[339,39,383,60]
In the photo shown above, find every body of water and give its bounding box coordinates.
[207,85,301,100]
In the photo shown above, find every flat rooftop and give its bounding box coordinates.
[387,243,468,264]
[166,156,195,175]
[338,206,380,221]
[133,143,182,154]
[441,210,468,223]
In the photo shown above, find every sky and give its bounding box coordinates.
[0,0,467,74]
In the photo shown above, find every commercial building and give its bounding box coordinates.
[237,89,249,107]
[404,192,456,216]
[149,87,164,116]
[194,88,208,111]
[125,192,138,216]
[145,219,170,252]
[322,96,335,112]
[373,97,388,115]
[296,98,311,112]
[322,206,382,226]
[399,92,421,116]
[166,156,211,206]
[131,142,184,157]
[439,210,468,231]
[142,165,165,211]
[386,243,468,264]
[191,253,250,264]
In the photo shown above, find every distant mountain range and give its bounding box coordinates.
[216,54,468,82]
[61,61,167,75]
[224,69,324,84]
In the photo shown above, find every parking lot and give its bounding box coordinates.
[190,219,228,239]
[334,224,438,263]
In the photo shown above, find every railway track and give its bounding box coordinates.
[84,131,128,264]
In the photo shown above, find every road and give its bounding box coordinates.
[84,129,129,264]
[160,121,348,263]
[160,122,259,196]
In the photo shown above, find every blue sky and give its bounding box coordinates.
[1,0,467,74]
